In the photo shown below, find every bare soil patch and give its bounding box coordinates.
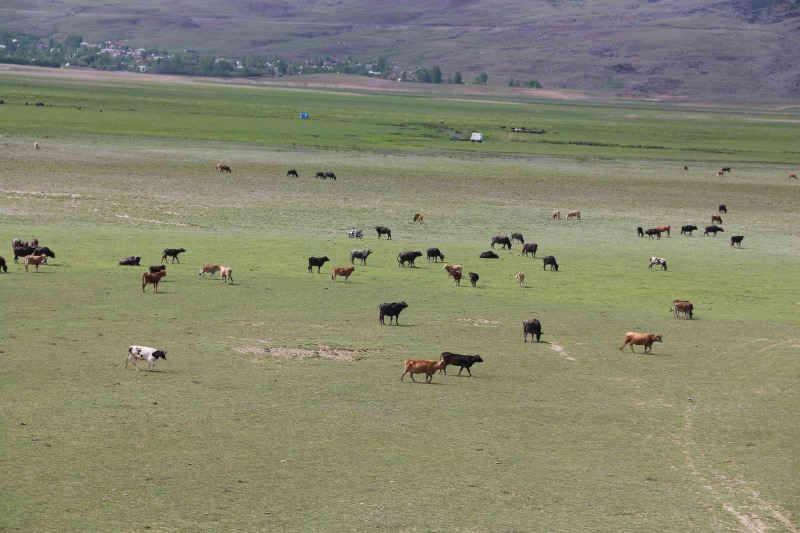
[234,344,362,362]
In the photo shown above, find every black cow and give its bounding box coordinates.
[730,235,744,248]
[542,256,559,271]
[308,256,330,273]
[350,249,372,265]
[375,226,392,240]
[637,226,644,238]
[119,256,141,266]
[511,233,525,244]
[426,247,445,262]
[704,225,724,236]
[521,243,538,258]
[379,301,408,325]
[718,204,727,214]
[0,256,6,273]
[149,265,167,273]
[491,235,512,249]
[523,319,543,342]
[645,229,661,240]
[397,251,423,267]
[721,167,732,173]
[315,172,326,179]
[681,225,698,236]
[13,246,55,263]
[287,169,298,177]
[161,248,186,263]
[468,272,479,287]
[684,165,689,171]
[440,352,483,376]
[325,172,337,181]
[479,251,499,259]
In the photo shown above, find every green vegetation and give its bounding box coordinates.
[0,72,798,531]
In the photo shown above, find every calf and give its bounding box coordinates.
[479,251,499,259]
[523,319,543,342]
[350,249,372,265]
[375,226,392,240]
[0,256,6,273]
[198,264,221,278]
[645,229,661,240]
[162,248,186,263]
[681,225,698,236]
[730,235,744,248]
[619,332,662,353]
[119,256,141,266]
[552,210,561,220]
[790,173,798,180]
[315,171,326,179]
[287,169,298,177]
[400,359,445,383]
[451,270,462,286]
[511,233,525,244]
[439,352,483,376]
[718,204,727,214]
[711,214,723,224]
[468,272,479,287]
[521,242,538,258]
[126,345,167,371]
[704,225,724,236]
[413,213,424,223]
[149,265,167,273]
[567,210,581,220]
[648,257,667,271]
[491,236,512,249]
[331,266,355,282]
[379,301,408,325]
[515,272,526,287]
[308,256,330,273]
[142,270,166,292]
[397,251,423,267]
[671,300,694,319]
[426,247,445,262]
[220,265,233,284]
[24,254,47,272]
[637,226,644,238]
[542,256,559,271]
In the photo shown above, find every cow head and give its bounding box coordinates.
[321,256,330,262]
[653,335,663,343]
[153,350,166,360]
[471,355,484,363]
[398,301,408,309]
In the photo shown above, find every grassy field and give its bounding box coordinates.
[1,73,799,531]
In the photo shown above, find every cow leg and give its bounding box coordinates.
[410,373,416,382]
[466,367,472,376]
[400,371,406,382]
[458,367,464,375]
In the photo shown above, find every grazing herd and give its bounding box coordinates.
[640,204,747,248]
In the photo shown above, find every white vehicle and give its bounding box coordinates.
[470,132,484,142]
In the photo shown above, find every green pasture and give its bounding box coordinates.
[0,74,799,531]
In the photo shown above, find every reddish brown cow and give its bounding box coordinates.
[142,270,167,292]
[331,266,355,282]
[413,213,424,223]
[451,270,462,287]
[711,214,723,224]
[790,173,798,180]
[401,359,445,383]
[567,210,581,220]
[619,332,663,353]
[654,225,671,237]
[443,264,463,278]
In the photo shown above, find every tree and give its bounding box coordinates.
[431,65,443,84]
[523,79,542,88]
[64,34,83,50]
[417,68,431,83]
[375,56,388,73]
[453,71,462,84]
[508,78,516,87]
[475,72,488,84]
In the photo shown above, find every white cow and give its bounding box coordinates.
[126,345,167,371]
[649,257,668,271]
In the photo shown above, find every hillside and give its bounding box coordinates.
[1,0,799,98]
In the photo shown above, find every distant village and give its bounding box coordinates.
[0,30,492,85]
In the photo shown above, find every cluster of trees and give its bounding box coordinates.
[411,67,489,85]
[508,78,543,88]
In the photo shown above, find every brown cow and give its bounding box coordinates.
[23,254,47,272]
[790,173,798,180]
[717,170,725,177]
[552,210,561,220]
[401,359,445,383]
[451,270,462,287]
[655,225,671,237]
[619,332,663,353]
[670,300,694,319]
[515,272,525,287]
[413,213,424,223]
[711,214,723,224]
[443,264,463,278]
[216,163,232,173]
[331,266,355,282]
[142,270,167,292]
[198,264,220,279]
[567,210,581,220]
